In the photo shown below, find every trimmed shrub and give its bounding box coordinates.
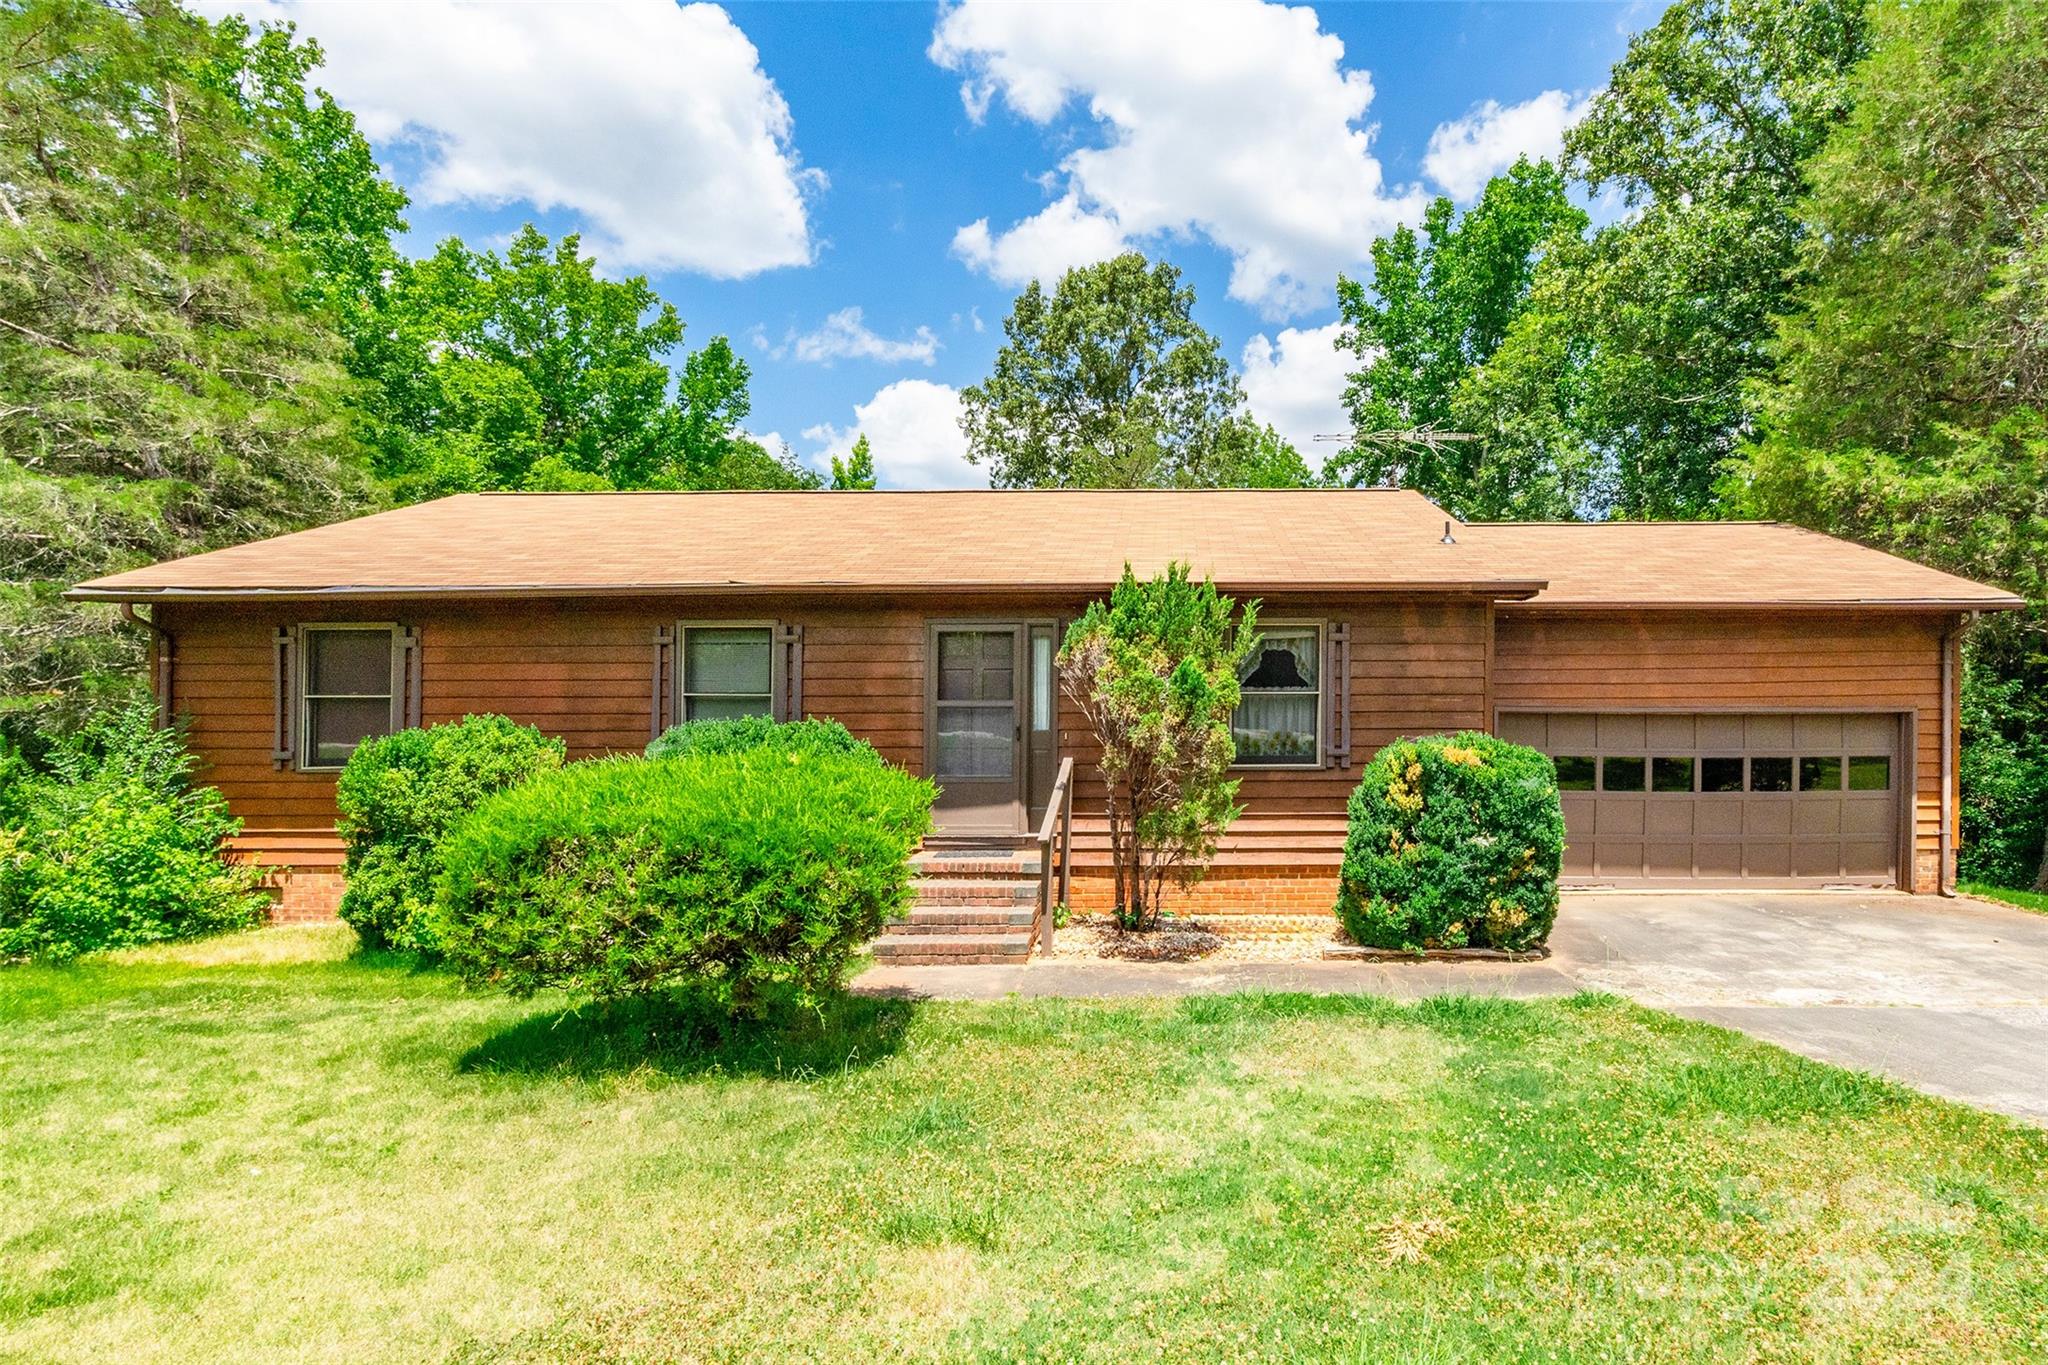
[0,704,268,963]
[433,751,935,1015]
[646,715,871,763]
[335,715,565,954]
[1336,732,1565,953]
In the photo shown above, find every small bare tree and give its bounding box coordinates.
[1058,564,1258,930]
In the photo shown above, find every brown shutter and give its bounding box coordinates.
[776,623,805,721]
[651,625,675,741]
[1328,621,1353,769]
[271,626,298,768]
[397,626,422,729]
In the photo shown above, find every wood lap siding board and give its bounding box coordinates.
[1492,611,1948,892]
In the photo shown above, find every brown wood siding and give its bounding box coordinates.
[1492,610,1951,892]
[162,594,1953,897]
[161,593,1490,876]
[1062,597,1490,867]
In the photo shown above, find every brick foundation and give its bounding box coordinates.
[261,869,346,923]
[1067,867,1340,922]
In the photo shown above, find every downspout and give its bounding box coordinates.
[1937,612,1976,898]
[120,602,173,727]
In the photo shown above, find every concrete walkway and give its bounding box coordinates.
[855,890,2048,1125]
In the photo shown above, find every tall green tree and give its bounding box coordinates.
[367,226,809,499]
[960,252,1310,488]
[0,0,380,740]
[1330,156,1589,517]
[1477,0,1869,517]
[1728,0,2048,888]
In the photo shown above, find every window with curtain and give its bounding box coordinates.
[681,625,775,720]
[1232,625,1320,765]
[300,624,397,769]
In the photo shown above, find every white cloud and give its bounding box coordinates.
[951,193,1129,287]
[787,307,939,366]
[1422,90,1591,201]
[930,0,1428,318]
[1239,322,1352,461]
[803,380,985,490]
[199,0,819,276]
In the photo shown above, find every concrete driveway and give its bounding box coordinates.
[857,890,2048,1125]
[1549,890,2048,1125]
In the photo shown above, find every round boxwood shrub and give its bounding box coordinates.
[335,715,565,954]
[1336,732,1565,953]
[432,750,936,1015]
[646,715,870,763]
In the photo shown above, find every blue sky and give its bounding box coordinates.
[208,1,1660,486]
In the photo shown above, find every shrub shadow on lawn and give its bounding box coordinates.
[458,991,917,1082]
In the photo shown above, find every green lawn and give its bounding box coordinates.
[1961,882,2048,915]
[3,930,2046,1362]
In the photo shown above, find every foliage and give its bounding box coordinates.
[333,714,565,954]
[1331,157,1591,517]
[1728,0,2048,887]
[0,0,383,741]
[1456,0,1869,518]
[960,252,1311,488]
[434,752,935,1014]
[0,702,266,962]
[830,433,878,490]
[646,715,870,763]
[1337,733,1565,953]
[363,225,814,500]
[1058,564,1257,930]
[1959,664,2048,893]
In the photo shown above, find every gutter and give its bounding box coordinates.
[119,602,173,727]
[67,578,1556,604]
[1938,612,1978,898]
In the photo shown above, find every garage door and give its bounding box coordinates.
[1498,712,1902,887]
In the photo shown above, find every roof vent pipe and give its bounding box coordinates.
[1440,521,1457,545]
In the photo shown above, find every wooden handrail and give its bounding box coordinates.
[1034,756,1075,954]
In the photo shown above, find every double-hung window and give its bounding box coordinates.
[679,624,777,720]
[300,624,399,769]
[1232,623,1322,766]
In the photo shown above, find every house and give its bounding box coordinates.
[69,489,2022,923]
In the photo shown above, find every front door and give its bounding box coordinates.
[928,624,1026,833]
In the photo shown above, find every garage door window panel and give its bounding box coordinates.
[1652,757,1695,793]
[1750,757,1793,793]
[1847,756,1891,791]
[1601,756,1646,792]
[1800,756,1843,792]
[1701,757,1745,793]
[1554,756,1595,791]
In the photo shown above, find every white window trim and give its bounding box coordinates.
[297,622,401,772]
[1231,619,1326,770]
[675,620,784,723]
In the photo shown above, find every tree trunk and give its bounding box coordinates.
[2033,825,2048,892]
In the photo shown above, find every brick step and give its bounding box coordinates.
[911,878,1040,905]
[885,917,1032,937]
[870,932,1030,965]
[895,906,1035,929]
[911,855,1042,879]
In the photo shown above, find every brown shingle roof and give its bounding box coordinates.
[72,489,1535,599]
[1471,521,2022,610]
[68,489,2022,610]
